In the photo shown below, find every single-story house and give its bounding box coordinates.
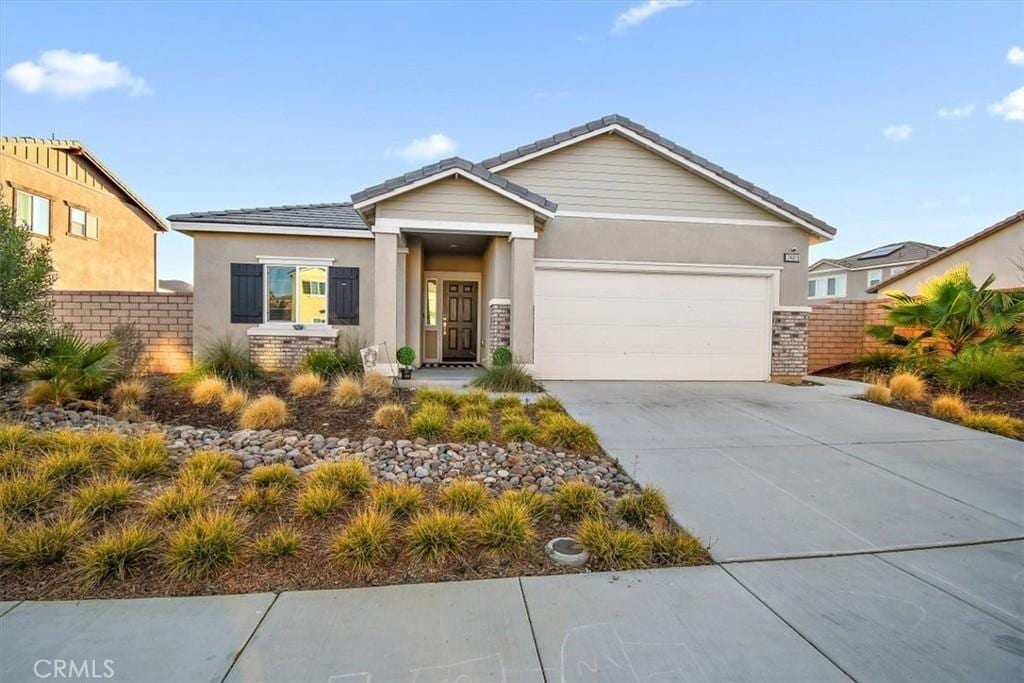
[807,241,943,301]
[168,114,837,382]
[868,210,1024,295]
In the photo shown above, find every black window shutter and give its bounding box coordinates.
[230,263,263,323]
[328,267,359,325]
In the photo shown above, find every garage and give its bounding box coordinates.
[533,263,775,381]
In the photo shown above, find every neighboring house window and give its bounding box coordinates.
[890,266,906,276]
[867,269,883,288]
[14,189,50,236]
[808,280,818,298]
[266,265,328,324]
[808,274,847,299]
[69,207,99,239]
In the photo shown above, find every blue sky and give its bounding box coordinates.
[1,0,1022,282]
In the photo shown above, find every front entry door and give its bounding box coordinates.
[443,281,477,361]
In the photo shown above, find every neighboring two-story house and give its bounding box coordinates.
[807,241,943,301]
[1,137,166,291]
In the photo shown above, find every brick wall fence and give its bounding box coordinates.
[807,300,888,372]
[51,291,193,374]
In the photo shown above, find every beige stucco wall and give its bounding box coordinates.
[535,216,810,306]
[1,140,159,291]
[190,232,374,357]
[881,219,1024,294]
[377,176,533,224]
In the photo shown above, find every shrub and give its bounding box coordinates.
[295,482,344,517]
[502,418,538,443]
[499,405,529,425]
[0,449,27,476]
[460,403,490,420]
[615,487,670,528]
[165,509,245,578]
[491,346,512,367]
[458,390,491,408]
[221,388,249,414]
[179,450,237,486]
[110,434,168,478]
[69,477,133,517]
[25,330,120,402]
[146,483,211,520]
[863,384,892,405]
[961,412,1023,438]
[0,424,32,450]
[362,371,392,400]
[0,475,54,517]
[331,509,394,573]
[471,365,539,392]
[308,459,374,497]
[250,463,298,488]
[332,377,364,407]
[554,481,604,521]
[438,479,490,514]
[396,346,416,367]
[855,350,902,373]
[538,413,600,452]
[930,394,967,421]
[576,518,651,570]
[474,498,534,555]
[191,376,228,406]
[410,402,449,440]
[76,523,157,586]
[413,387,459,408]
[198,339,262,383]
[288,372,325,398]
[501,489,550,521]
[492,395,522,410]
[239,395,288,429]
[299,348,345,379]
[452,416,491,442]
[404,510,468,565]
[0,516,85,567]
[373,403,407,429]
[939,348,1024,390]
[251,527,301,559]
[650,528,708,565]
[22,379,72,406]
[110,378,147,407]
[889,372,926,401]
[238,483,285,513]
[533,395,565,414]
[35,447,94,487]
[370,483,423,519]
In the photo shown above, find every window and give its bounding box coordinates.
[425,279,438,326]
[69,207,99,239]
[14,190,50,236]
[808,280,818,298]
[808,274,847,299]
[266,265,328,324]
[867,269,883,288]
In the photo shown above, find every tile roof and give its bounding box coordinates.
[811,241,944,271]
[166,203,369,230]
[479,114,837,236]
[350,157,557,213]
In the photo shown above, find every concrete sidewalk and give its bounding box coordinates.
[3,541,1022,682]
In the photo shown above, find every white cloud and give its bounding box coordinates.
[988,86,1024,121]
[612,0,692,33]
[883,124,913,141]
[3,49,149,98]
[937,103,975,119]
[388,133,457,162]
[1007,46,1024,66]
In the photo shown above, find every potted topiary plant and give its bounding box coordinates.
[396,346,416,379]
[492,346,512,367]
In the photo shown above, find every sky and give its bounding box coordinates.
[1,0,1022,282]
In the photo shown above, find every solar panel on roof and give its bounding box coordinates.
[857,244,902,260]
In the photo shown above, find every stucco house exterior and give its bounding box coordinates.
[169,115,838,382]
[807,241,943,301]
[1,137,167,291]
[868,210,1024,295]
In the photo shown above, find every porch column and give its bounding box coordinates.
[396,248,407,352]
[404,238,423,365]
[509,236,535,364]
[373,231,399,375]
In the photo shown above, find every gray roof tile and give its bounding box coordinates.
[812,241,944,271]
[167,202,369,230]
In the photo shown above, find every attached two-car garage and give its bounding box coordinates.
[533,262,775,381]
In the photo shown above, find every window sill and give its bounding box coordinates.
[246,325,340,338]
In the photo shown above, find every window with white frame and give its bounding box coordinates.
[867,269,883,288]
[14,189,50,236]
[69,207,99,239]
[266,265,328,324]
[808,273,847,299]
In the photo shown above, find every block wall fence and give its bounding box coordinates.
[807,300,888,373]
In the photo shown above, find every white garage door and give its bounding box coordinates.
[534,266,773,381]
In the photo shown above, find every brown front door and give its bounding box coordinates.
[443,281,477,361]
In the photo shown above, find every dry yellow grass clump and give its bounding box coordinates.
[362,371,392,400]
[930,394,967,421]
[333,377,363,407]
[889,372,926,401]
[239,395,288,429]
[961,412,1023,439]
[289,372,325,398]
[111,378,148,407]
[864,384,892,405]
[373,404,407,428]
[190,377,228,406]
[221,388,249,414]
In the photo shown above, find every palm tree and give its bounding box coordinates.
[867,264,1024,356]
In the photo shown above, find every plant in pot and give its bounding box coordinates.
[396,346,416,379]
[492,346,512,367]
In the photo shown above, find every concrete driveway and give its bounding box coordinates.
[547,381,1024,562]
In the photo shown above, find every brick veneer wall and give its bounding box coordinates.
[51,291,193,374]
[248,334,337,371]
[487,302,511,361]
[771,310,810,379]
[807,300,888,372]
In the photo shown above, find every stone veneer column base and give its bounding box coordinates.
[771,310,809,382]
[487,300,511,362]
[248,333,338,371]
